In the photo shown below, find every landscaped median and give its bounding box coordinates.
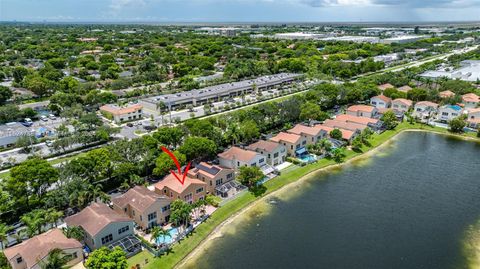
[132,121,480,269]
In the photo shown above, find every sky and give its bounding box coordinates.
[0,0,480,23]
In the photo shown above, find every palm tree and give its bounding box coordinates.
[0,223,12,250]
[45,209,63,228]
[151,226,171,246]
[21,210,47,237]
[40,248,70,269]
[62,226,85,241]
[225,123,241,145]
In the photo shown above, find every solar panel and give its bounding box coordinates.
[196,163,220,175]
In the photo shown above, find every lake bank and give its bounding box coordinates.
[182,131,480,269]
[142,123,480,269]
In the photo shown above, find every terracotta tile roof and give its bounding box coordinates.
[415,101,438,108]
[65,203,132,237]
[439,90,455,98]
[188,162,233,179]
[347,105,376,113]
[323,119,367,131]
[270,132,302,144]
[397,85,412,93]
[462,93,480,103]
[392,98,413,107]
[314,125,355,140]
[112,186,170,213]
[218,146,259,163]
[377,107,392,114]
[154,173,206,194]
[247,140,281,153]
[4,228,82,269]
[100,104,143,115]
[378,83,394,91]
[468,108,480,115]
[287,124,325,137]
[372,95,392,103]
[335,114,379,125]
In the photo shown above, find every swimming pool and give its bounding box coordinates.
[299,154,316,163]
[155,227,179,245]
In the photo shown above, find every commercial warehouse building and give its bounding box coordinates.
[140,73,302,112]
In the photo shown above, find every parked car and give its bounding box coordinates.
[45,140,54,147]
[48,114,56,120]
[126,123,133,127]
[40,115,48,121]
[21,118,33,127]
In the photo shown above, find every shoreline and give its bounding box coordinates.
[174,127,480,268]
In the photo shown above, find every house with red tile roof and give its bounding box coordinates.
[370,95,392,109]
[392,98,413,113]
[269,132,307,156]
[247,140,287,166]
[323,119,367,132]
[413,101,439,122]
[314,125,359,142]
[378,83,394,91]
[287,124,328,145]
[397,85,412,93]
[154,173,207,204]
[462,93,480,109]
[439,90,455,99]
[100,103,143,123]
[334,114,379,126]
[218,146,267,169]
[188,162,235,195]
[346,105,378,118]
[65,202,134,250]
[467,108,480,128]
[112,186,171,230]
[4,228,83,269]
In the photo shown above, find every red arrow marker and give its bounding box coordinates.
[161,146,191,185]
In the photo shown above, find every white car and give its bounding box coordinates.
[40,115,48,121]
[49,114,56,120]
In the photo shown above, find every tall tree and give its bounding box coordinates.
[85,247,127,269]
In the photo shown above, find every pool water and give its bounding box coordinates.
[155,227,179,245]
[299,154,316,163]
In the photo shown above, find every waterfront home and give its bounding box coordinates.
[287,124,328,145]
[112,186,171,230]
[247,140,287,166]
[413,101,439,122]
[322,119,367,132]
[378,83,394,92]
[397,85,412,93]
[269,132,307,156]
[315,125,359,142]
[437,105,464,122]
[154,173,207,204]
[347,105,378,118]
[334,114,379,126]
[370,95,392,109]
[4,228,83,269]
[439,90,455,99]
[467,108,480,128]
[99,103,143,124]
[218,146,267,169]
[65,202,134,250]
[392,98,413,113]
[462,93,480,109]
[188,162,235,195]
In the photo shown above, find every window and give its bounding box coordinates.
[273,152,279,158]
[296,144,300,149]
[16,257,22,264]
[124,208,127,212]
[290,145,293,149]
[148,212,157,221]
[226,173,233,179]
[237,161,240,166]
[184,193,193,201]
[210,180,212,186]
[162,204,171,212]
[101,234,113,244]
[268,153,271,158]
[302,141,306,145]
[118,226,130,235]
[216,178,223,186]
[259,158,264,163]
[251,163,256,166]
[196,187,204,194]
[442,112,449,116]
[132,210,135,216]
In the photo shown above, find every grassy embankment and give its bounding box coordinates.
[130,122,480,269]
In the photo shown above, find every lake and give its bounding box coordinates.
[184,132,480,269]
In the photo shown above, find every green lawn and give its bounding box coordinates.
[139,122,480,269]
[127,250,155,268]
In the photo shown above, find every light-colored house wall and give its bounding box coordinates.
[86,221,134,250]
[195,169,235,195]
[252,145,287,166]
[112,201,171,230]
[218,154,266,169]
[437,107,463,122]
[392,101,411,113]
[370,97,391,109]
[8,248,83,269]
[413,104,438,121]
[275,137,307,156]
[156,184,206,204]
